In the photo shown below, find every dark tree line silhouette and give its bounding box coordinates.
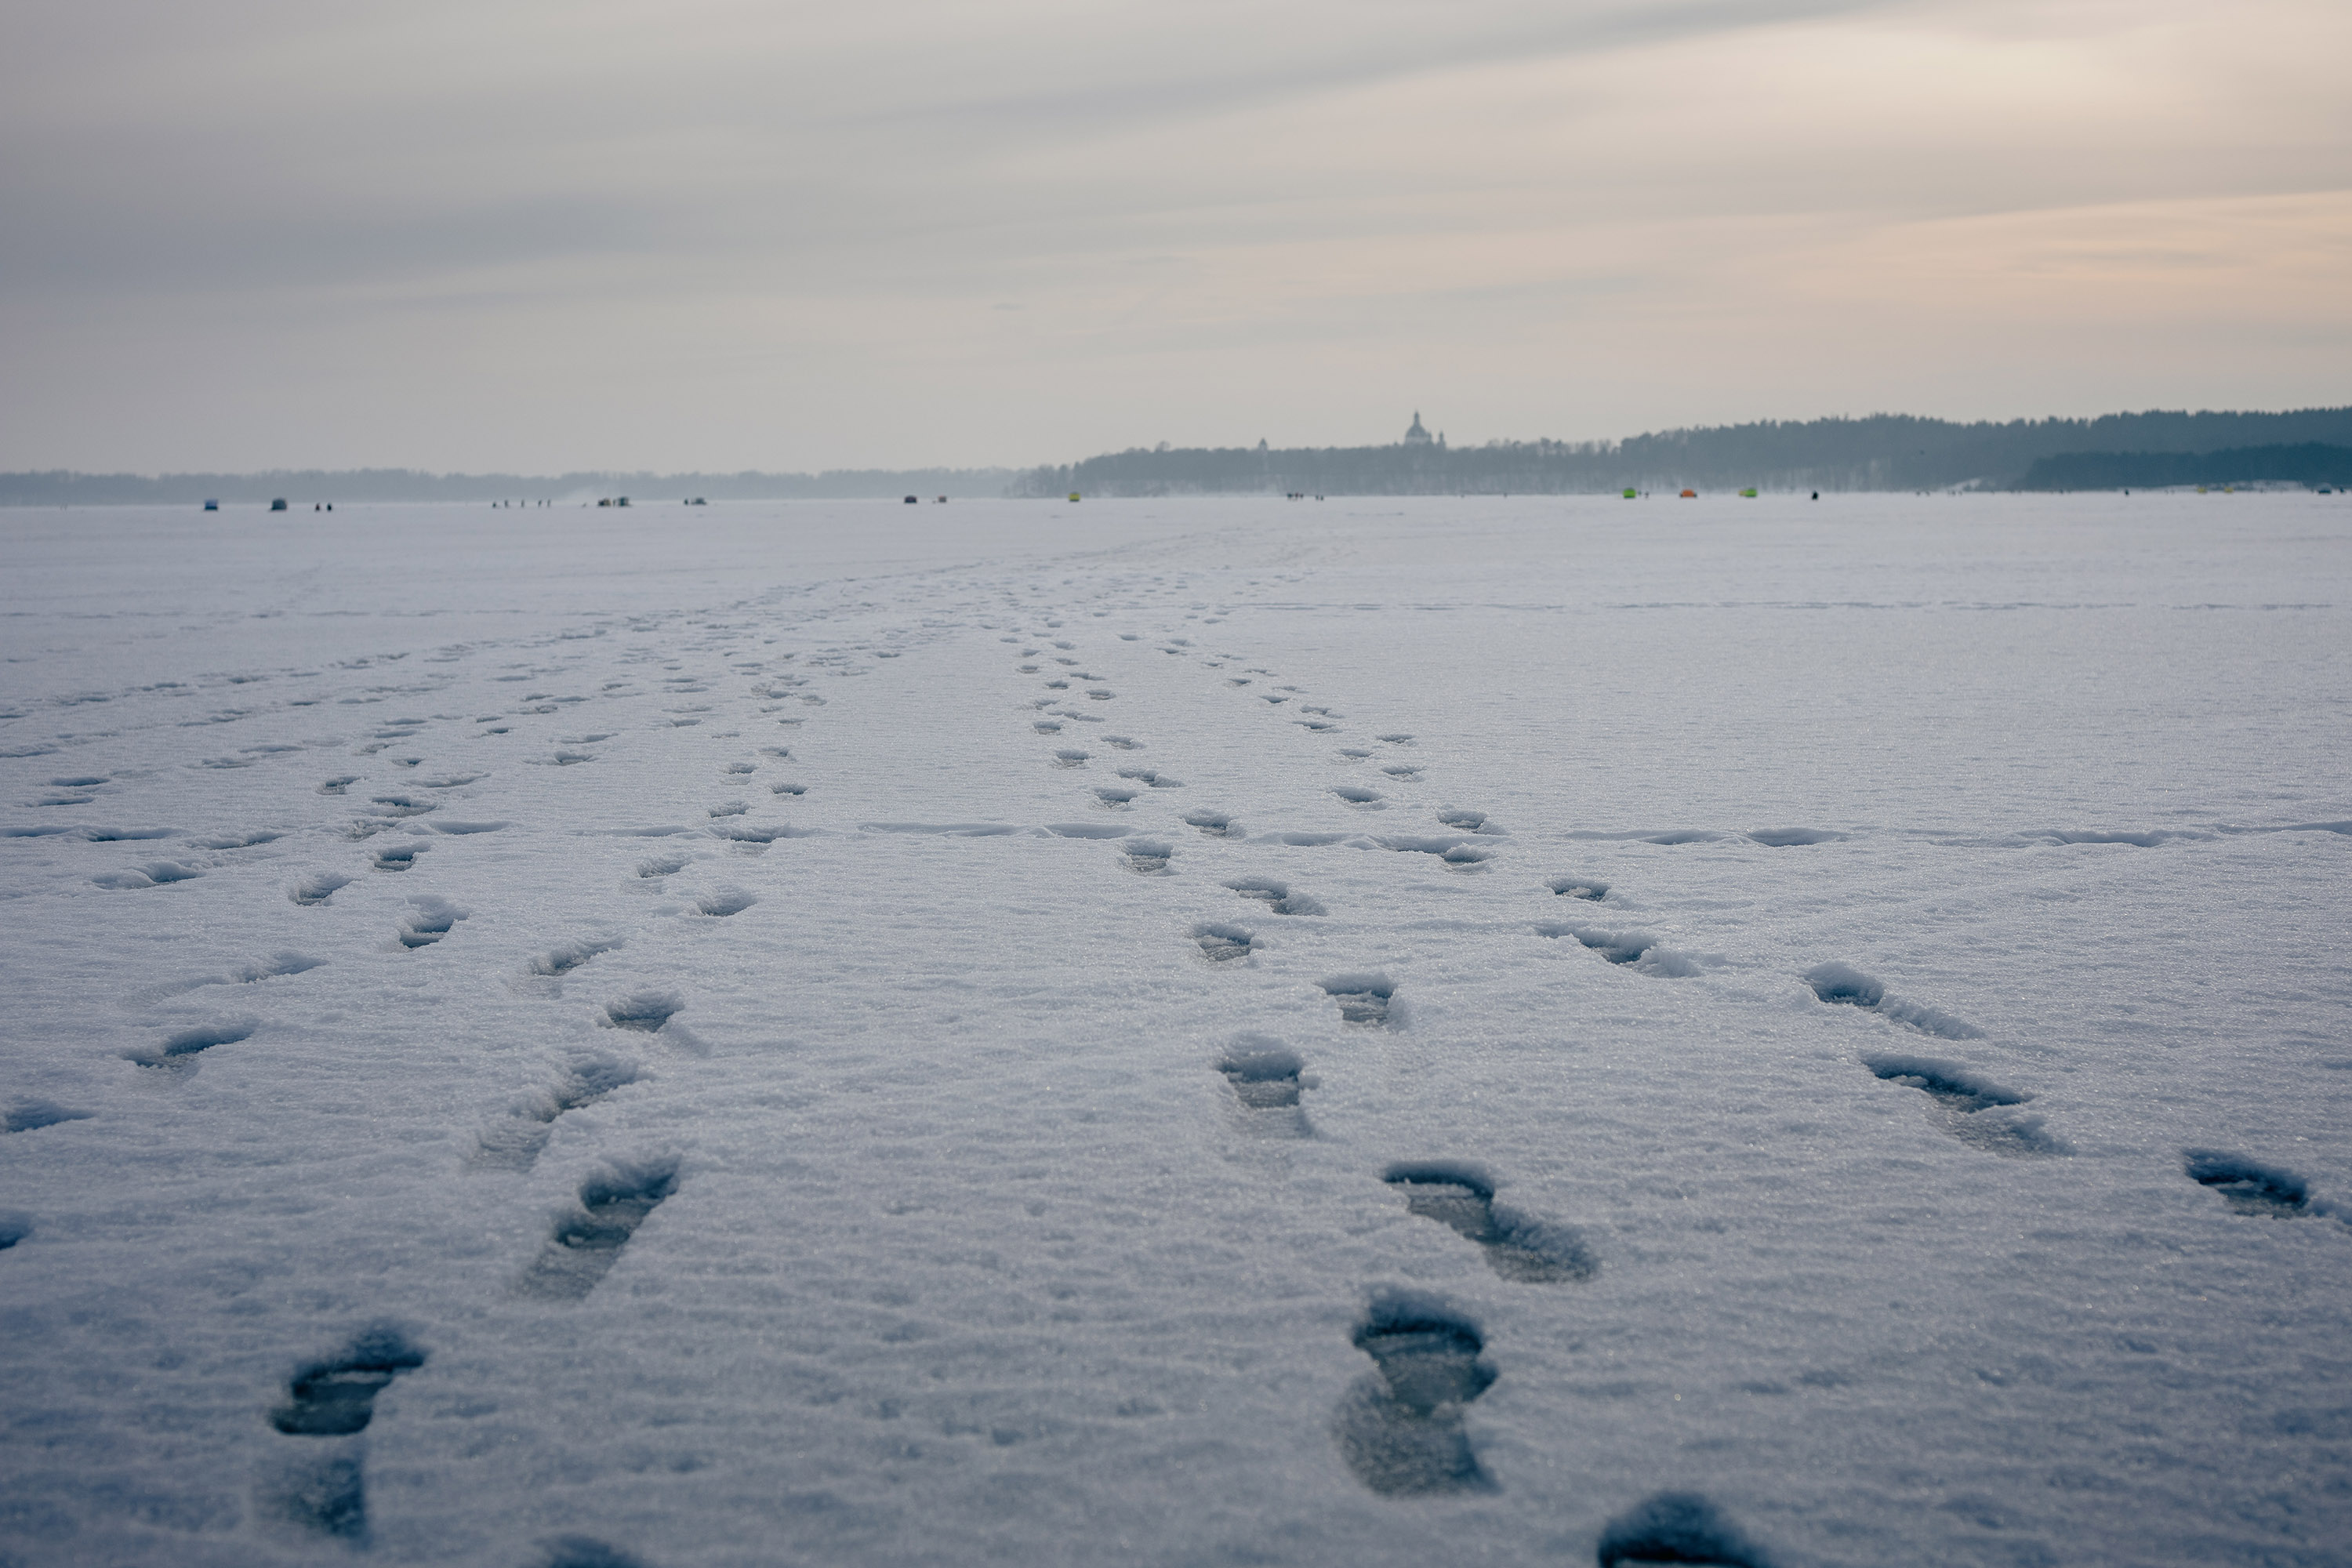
[7,407,2347,505]
[1012,408,2352,495]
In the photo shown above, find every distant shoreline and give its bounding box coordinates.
[5,406,2349,504]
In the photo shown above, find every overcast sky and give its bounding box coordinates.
[3,0,2347,474]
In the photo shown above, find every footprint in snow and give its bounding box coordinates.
[93,861,203,889]
[127,1021,256,1072]
[1436,808,1499,833]
[1183,809,1243,838]
[1541,924,1697,977]
[1748,828,1846,847]
[1803,961,1981,1039]
[707,800,749,818]
[517,1160,681,1301]
[1381,836,1494,869]
[1228,876,1326,916]
[1334,786,1382,808]
[1192,922,1256,962]
[710,822,804,846]
[1122,840,1173,874]
[530,938,622,982]
[194,830,283,850]
[1103,735,1144,751]
[270,1327,427,1437]
[1117,767,1181,788]
[1332,1288,1496,1496]
[371,842,428,872]
[603,990,684,1033]
[1093,785,1138,808]
[5,1100,93,1134]
[1382,1162,1597,1282]
[260,1325,427,1542]
[693,887,757,916]
[1054,749,1091,768]
[1595,1492,1779,1568]
[473,1055,641,1172]
[199,953,323,988]
[1321,973,1395,1025]
[1865,1054,2063,1156]
[2183,1150,2319,1217]
[1548,875,1609,900]
[1217,1037,1309,1135]
[635,853,690,880]
[397,896,467,949]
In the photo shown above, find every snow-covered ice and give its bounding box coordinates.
[2,493,2349,1566]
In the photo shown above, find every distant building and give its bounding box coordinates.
[1403,412,1434,447]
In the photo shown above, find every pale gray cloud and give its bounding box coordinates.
[2,0,2346,472]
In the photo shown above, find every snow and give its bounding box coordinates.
[2,492,2349,1566]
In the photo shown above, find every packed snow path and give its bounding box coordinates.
[2,495,2349,1566]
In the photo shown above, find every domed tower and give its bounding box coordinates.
[1403,412,1434,446]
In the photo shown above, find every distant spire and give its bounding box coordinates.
[1403,411,1433,446]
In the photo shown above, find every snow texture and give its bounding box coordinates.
[2,492,2350,1566]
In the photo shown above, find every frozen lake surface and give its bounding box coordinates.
[2,493,2349,1566]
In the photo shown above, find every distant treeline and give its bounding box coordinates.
[1011,407,2352,496]
[2013,444,2352,491]
[10,407,2350,506]
[0,466,1018,507]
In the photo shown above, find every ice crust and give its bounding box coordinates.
[1,493,2349,1566]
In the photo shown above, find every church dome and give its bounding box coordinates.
[1403,412,1433,445]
